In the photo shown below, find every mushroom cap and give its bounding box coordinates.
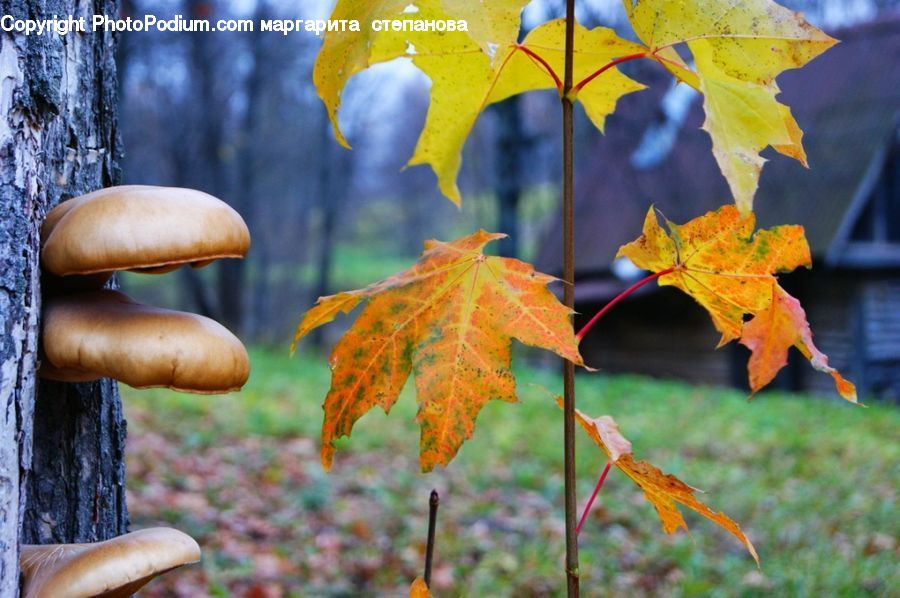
[20,527,201,598]
[40,290,250,394]
[41,185,250,276]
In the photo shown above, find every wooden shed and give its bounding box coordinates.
[536,15,900,400]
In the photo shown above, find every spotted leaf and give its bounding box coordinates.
[623,0,836,213]
[559,398,759,564]
[294,231,583,472]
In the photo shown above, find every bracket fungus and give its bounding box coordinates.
[19,527,200,598]
[40,290,250,394]
[41,185,250,279]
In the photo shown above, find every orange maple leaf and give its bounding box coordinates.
[617,205,855,400]
[559,398,759,564]
[618,205,811,346]
[293,231,583,472]
[741,285,858,403]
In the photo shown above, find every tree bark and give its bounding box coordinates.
[0,0,126,593]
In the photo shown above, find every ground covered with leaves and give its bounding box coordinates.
[123,349,898,596]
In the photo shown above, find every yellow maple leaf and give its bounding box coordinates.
[617,206,855,400]
[314,1,643,204]
[558,398,759,564]
[410,19,644,203]
[440,0,525,59]
[622,0,837,213]
[314,0,478,146]
[293,231,584,472]
[740,285,858,403]
[617,205,811,345]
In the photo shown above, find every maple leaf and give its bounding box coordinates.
[409,577,431,597]
[622,0,837,213]
[293,231,584,472]
[618,205,855,400]
[558,398,759,563]
[618,205,810,345]
[314,1,643,204]
[740,285,858,403]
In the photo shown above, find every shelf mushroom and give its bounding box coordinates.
[38,184,252,393]
[41,185,250,282]
[40,290,250,393]
[19,527,200,598]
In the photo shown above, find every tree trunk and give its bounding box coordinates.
[169,121,215,319]
[237,7,265,339]
[184,0,246,334]
[0,0,126,593]
[311,113,346,348]
[493,96,525,258]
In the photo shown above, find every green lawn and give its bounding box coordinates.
[123,347,898,597]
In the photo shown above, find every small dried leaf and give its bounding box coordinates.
[559,398,759,564]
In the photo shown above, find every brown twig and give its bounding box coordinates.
[424,489,439,587]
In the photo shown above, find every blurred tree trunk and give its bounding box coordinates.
[0,0,128,593]
[400,186,430,255]
[493,96,525,258]
[311,115,350,347]
[239,6,266,339]
[170,124,216,318]
[115,0,134,99]
[186,0,246,333]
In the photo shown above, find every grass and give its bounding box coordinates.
[124,347,898,597]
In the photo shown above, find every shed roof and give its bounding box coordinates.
[536,14,900,276]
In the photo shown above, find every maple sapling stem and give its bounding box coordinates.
[576,461,613,535]
[576,267,675,341]
[562,0,579,595]
[424,489,439,587]
[516,44,563,92]
[573,52,647,94]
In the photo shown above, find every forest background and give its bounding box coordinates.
[108,0,898,594]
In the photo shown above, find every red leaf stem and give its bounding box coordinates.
[573,52,647,93]
[576,460,613,535]
[576,267,674,341]
[516,44,563,91]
